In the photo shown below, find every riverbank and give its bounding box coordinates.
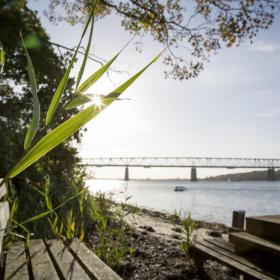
[121,206,233,279]
[86,199,235,280]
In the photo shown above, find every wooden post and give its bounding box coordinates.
[232,210,245,230]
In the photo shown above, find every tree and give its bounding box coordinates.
[45,0,280,80]
[0,0,87,237]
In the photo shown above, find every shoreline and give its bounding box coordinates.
[86,196,234,279]
[116,203,232,279]
[118,201,228,234]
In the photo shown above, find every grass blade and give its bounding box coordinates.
[104,52,162,103]
[1,188,87,232]
[76,16,94,90]
[64,94,131,110]
[46,11,94,126]
[0,45,5,74]
[75,52,120,95]
[9,104,103,178]
[21,33,40,150]
[64,94,95,110]
[74,37,134,95]
[7,52,161,178]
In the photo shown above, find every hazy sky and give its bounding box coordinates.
[29,1,280,179]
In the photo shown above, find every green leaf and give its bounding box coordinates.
[74,37,134,96]
[104,52,162,103]
[75,52,120,95]
[76,16,94,90]
[7,52,161,178]
[0,45,5,74]
[21,33,40,150]
[64,94,95,110]
[46,11,94,126]
[65,94,131,110]
[9,104,103,178]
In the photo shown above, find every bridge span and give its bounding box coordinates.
[82,157,280,181]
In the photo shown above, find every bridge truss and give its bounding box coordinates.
[81,157,280,169]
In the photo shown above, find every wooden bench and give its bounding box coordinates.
[193,237,280,280]
[193,211,280,280]
[0,181,122,280]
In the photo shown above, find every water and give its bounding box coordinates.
[87,179,280,226]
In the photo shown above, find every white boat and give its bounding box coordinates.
[174,186,188,192]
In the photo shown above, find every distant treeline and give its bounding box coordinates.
[204,170,280,181]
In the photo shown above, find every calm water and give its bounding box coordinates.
[87,179,280,226]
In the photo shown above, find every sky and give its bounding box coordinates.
[28,1,280,179]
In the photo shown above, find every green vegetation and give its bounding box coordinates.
[89,193,136,269]
[205,170,280,181]
[171,209,183,225]
[181,212,197,259]
[0,1,160,257]
[0,2,86,238]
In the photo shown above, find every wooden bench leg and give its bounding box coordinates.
[193,255,203,271]
[192,254,209,279]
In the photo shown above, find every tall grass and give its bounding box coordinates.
[181,212,197,258]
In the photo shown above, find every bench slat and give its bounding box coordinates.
[28,239,59,280]
[69,238,122,280]
[229,231,280,255]
[195,241,275,280]
[201,239,279,279]
[206,238,235,252]
[4,242,29,280]
[46,239,91,280]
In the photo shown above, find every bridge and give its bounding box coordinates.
[82,157,280,181]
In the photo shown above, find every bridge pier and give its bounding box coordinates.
[190,167,197,182]
[124,166,129,181]
[267,168,276,181]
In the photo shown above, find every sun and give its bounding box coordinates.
[91,95,102,107]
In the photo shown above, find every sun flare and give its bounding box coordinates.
[92,95,102,107]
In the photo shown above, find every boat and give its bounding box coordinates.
[174,186,188,192]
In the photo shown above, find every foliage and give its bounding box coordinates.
[181,212,197,259]
[171,208,183,225]
[0,1,86,238]
[45,0,280,80]
[0,1,160,239]
[87,193,136,269]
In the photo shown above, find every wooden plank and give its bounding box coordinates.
[246,215,280,242]
[0,183,6,200]
[28,239,59,280]
[194,242,275,280]
[69,238,122,280]
[201,239,280,279]
[204,238,235,253]
[0,202,10,261]
[4,241,29,280]
[229,231,280,255]
[46,239,91,280]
